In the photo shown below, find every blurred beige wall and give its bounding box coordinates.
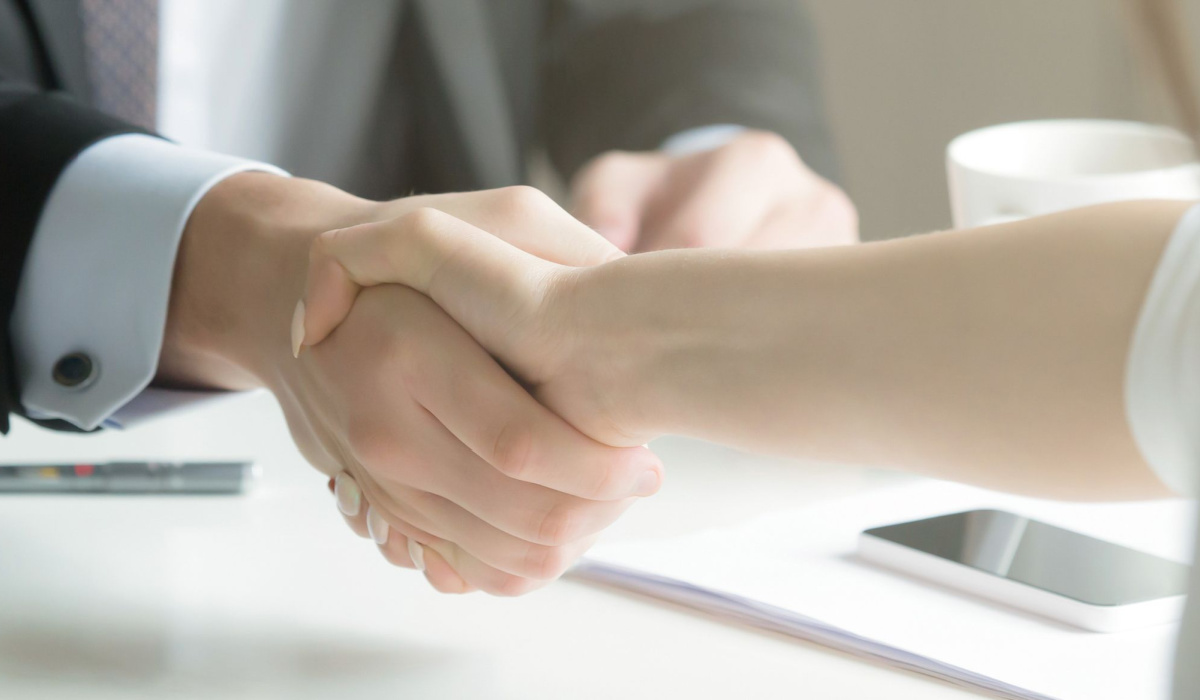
[806,0,1199,240]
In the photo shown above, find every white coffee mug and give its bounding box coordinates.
[947,119,1200,229]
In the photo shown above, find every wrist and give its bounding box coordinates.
[613,260,722,440]
[557,252,724,443]
[567,250,810,448]
[157,172,376,391]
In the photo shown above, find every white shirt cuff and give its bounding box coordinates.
[10,134,287,431]
[660,124,747,157]
[102,387,267,430]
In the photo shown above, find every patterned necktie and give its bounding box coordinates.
[79,0,159,129]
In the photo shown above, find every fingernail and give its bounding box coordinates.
[367,506,389,545]
[408,540,426,572]
[291,300,306,358]
[634,469,662,497]
[334,472,361,516]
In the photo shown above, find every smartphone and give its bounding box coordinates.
[858,509,1191,632]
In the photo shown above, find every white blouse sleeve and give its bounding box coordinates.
[1125,203,1200,498]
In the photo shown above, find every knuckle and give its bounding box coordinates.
[582,454,627,501]
[572,186,610,220]
[535,500,585,547]
[586,151,633,178]
[308,228,337,263]
[822,185,860,239]
[526,543,572,580]
[400,205,450,232]
[729,131,804,173]
[491,421,535,481]
[495,185,553,219]
[491,573,540,597]
[733,129,792,158]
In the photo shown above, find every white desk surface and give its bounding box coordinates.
[0,393,983,700]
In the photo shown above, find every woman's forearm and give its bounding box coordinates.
[295,194,1193,499]
[607,201,1193,499]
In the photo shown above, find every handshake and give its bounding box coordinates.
[159,132,856,596]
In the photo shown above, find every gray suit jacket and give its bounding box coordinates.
[412,0,837,190]
[2,0,835,190]
[0,0,833,433]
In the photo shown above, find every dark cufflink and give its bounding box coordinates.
[53,352,97,389]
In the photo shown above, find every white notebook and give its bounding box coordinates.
[574,481,1196,700]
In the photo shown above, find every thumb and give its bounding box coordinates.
[296,208,563,354]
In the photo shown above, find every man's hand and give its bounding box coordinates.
[157,175,663,595]
[571,130,858,253]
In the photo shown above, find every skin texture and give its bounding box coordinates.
[571,130,858,252]
[301,200,1196,503]
[156,174,663,596]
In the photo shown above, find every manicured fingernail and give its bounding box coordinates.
[291,300,306,358]
[408,540,426,572]
[634,469,661,497]
[367,506,389,545]
[334,472,361,516]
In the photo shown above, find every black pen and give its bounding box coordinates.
[0,461,258,494]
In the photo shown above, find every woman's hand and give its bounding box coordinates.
[298,196,648,449]
[296,200,657,450]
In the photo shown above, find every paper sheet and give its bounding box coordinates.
[575,481,1197,700]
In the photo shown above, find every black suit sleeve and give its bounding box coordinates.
[0,82,147,434]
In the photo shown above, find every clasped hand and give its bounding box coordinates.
[295,189,739,591]
[282,187,663,596]
[284,134,856,595]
